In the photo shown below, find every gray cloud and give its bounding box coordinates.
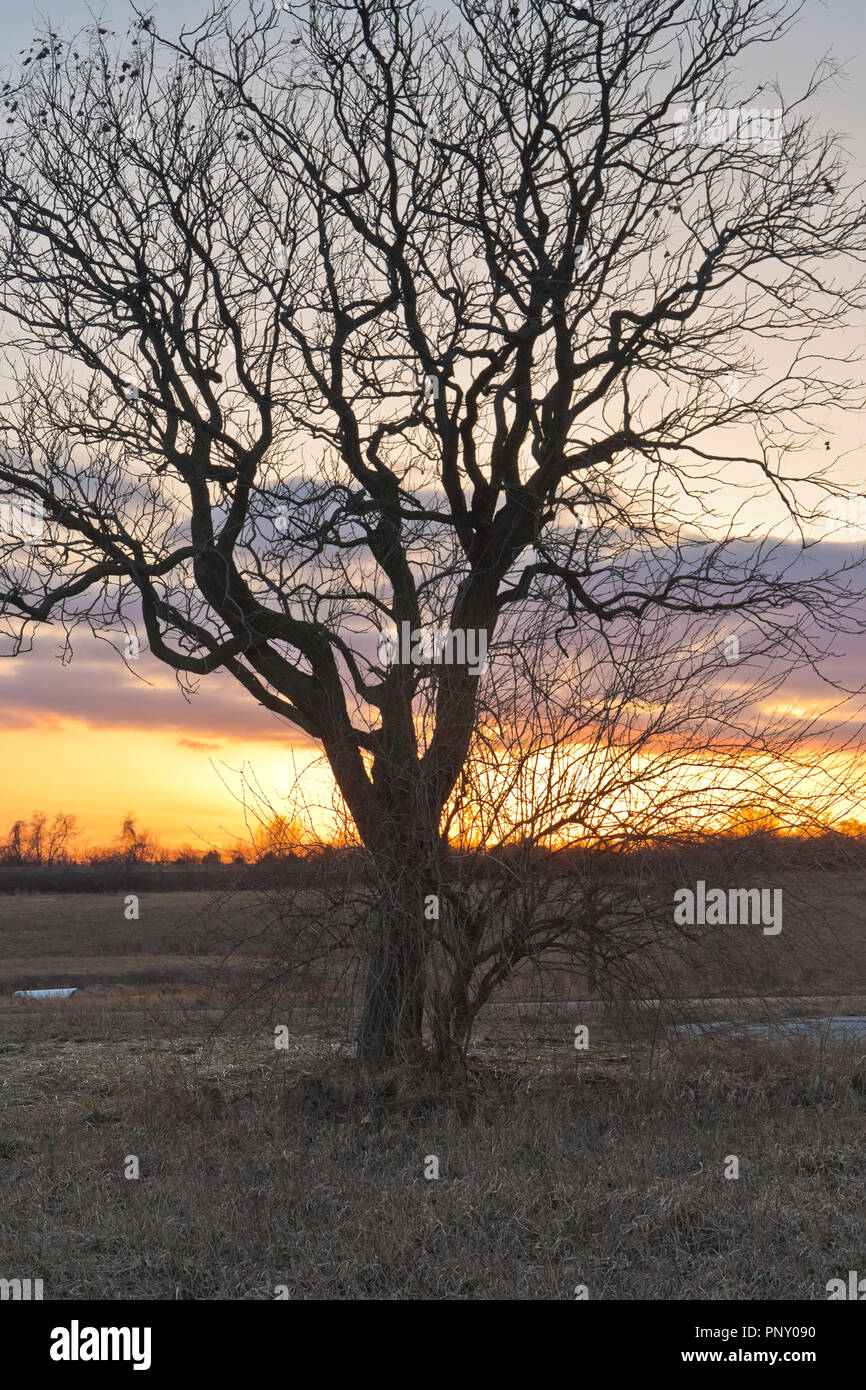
[0,630,305,744]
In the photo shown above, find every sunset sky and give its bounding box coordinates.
[0,0,864,851]
[0,631,336,851]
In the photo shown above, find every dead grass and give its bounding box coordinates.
[0,1023,864,1299]
[0,890,266,960]
[2,886,866,1298]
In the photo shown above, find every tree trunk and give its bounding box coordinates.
[357,870,430,1070]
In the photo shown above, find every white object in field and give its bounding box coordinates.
[14,987,78,1000]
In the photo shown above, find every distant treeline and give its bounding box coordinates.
[0,852,357,894]
[0,823,865,892]
[0,810,325,877]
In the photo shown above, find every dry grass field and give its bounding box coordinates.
[2,876,866,1299]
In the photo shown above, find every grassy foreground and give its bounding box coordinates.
[1,885,865,1299]
[1,1030,864,1299]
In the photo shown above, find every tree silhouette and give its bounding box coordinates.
[0,810,78,864]
[0,1,864,1067]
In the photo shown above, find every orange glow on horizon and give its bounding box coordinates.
[0,718,333,855]
[1,718,864,857]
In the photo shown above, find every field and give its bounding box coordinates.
[2,879,866,1299]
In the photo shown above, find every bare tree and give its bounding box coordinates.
[0,1,864,1069]
[1,818,26,865]
[0,810,78,863]
[45,810,79,863]
[117,812,161,865]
